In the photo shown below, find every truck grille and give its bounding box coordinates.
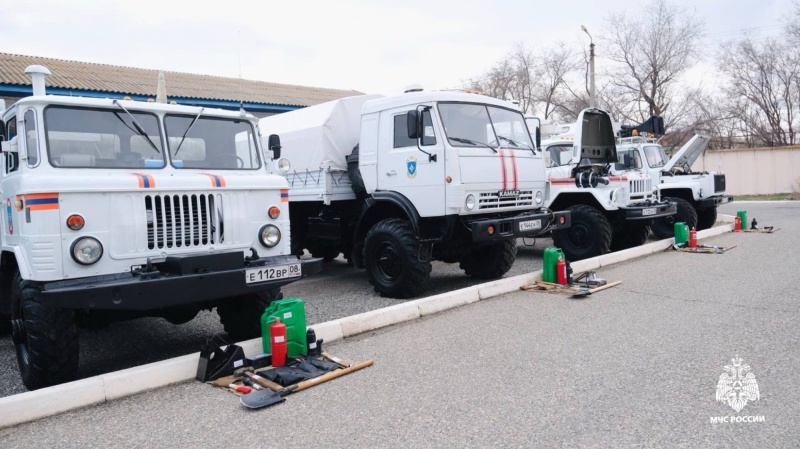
[145,194,224,249]
[629,178,651,194]
[478,190,534,209]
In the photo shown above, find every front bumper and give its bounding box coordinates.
[621,200,677,220]
[41,254,323,310]
[470,210,571,242]
[697,194,733,209]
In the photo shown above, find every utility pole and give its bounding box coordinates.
[581,25,596,108]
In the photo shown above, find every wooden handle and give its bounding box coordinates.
[289,359,374,394]
[588,281,621,294]
[245,371,284,392]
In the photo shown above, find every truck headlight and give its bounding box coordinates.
[465,194,476,210]
[535,191,543,205]
[259,224,281,247]
[71,237,103,265]
[278,158,291,173]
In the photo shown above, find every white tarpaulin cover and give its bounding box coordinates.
[259,94,383,171]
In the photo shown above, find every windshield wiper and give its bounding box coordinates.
[497,136,535,155]
[448,136,497,153]
[113,100,160,154]
[173,108,204,156]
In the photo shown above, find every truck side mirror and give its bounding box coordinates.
[623,153,632,169]
[535,128,541,152]
[406,110,420,139]
[267,134,281,160]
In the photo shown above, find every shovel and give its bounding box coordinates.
[240,359,374,409]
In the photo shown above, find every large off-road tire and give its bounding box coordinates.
[217,288,283,342]
[363,219,431,299]
[11,271,79,390]
[696,206,718,231]
[552,204,612,261]
[651,197,698,239]
[610,223,650,252]
[459,239,517,279]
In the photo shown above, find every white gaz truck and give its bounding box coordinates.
[261,91,570,299]
[0,65,321,390]
[615,132,732,238]
[529,109,676,261]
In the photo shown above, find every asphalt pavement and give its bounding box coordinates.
[1,202,798,447]
[0,234,548,397]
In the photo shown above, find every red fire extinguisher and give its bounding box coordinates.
[688,228,697,248]
[734,216,742,231]
[556,256,567,285]
[270,318,287,367]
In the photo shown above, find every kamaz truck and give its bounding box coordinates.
[0,65,321,389]
[261,91,570,299]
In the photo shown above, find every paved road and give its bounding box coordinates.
[1,202,798,447]
[0,235,549,397]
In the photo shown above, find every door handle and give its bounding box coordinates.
[386,170,397,176]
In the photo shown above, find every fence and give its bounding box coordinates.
[692,146,800,195]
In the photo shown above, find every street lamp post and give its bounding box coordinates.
[581,25,596,108]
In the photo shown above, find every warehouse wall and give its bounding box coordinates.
[693,146,800,195]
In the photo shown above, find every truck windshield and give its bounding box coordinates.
[643,145,668,168]
[44,106,165,168]
[438,103,534,151]
[164,115,261,170]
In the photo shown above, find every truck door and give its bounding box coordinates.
[377,106,445,218]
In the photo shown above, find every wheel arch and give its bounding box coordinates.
[548,192,605,212]
[659,187,695,203]
[351,192,420,268]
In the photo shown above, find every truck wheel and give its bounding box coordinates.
[696,207,718,231]
[217,288,283,342]
[651,197,697,239]
[459,239,517,279]
[11,271,79,390]
[363,219,431,299]
[610,224,650,251]
[552,204,612,261]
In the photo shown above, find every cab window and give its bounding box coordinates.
[5,116,18,173]
[393,110,436,148]
[547,144,574,167]
[24,110,39,167]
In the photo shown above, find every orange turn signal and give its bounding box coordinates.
[445,176,452,183]
[66,214,85,230]
[487,225,495,235]
[268,206,281,219]
[559,216,566,224]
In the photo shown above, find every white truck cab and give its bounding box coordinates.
[0,66,321,390]
[262,91,570,298]
[529,108,676,261]
[615,134,733,236]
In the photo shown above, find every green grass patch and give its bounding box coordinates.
[735,193,800,201]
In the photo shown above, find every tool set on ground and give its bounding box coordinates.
[196,298,373,409]
[734,210,779,233]
[521,248,621,297]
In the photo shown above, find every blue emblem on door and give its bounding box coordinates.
[406,156,418,178]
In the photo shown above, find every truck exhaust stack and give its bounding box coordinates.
[24,65,51,96]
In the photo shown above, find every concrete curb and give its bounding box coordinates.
[0,223,733,428]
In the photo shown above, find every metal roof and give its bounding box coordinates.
[0,52,362,107]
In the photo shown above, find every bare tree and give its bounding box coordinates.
[719,38,798,146]
[602,1,703,119]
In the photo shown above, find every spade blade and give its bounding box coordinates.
[240,389,286,409]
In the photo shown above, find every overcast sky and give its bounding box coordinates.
[0,0,794,96]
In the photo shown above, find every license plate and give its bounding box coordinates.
[642,207,657,216]
[519,219,542,232]
[245,263,301,284]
